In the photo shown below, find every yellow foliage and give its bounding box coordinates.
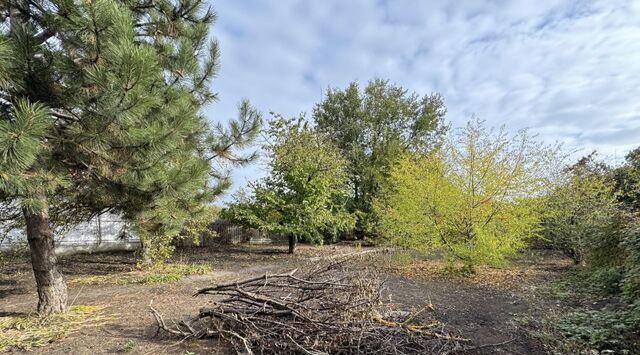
[377,120,561,267]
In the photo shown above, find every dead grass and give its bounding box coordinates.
[394,260,541,290]
[69,263,212,285]
[0,305,114,351]
[388,250,571,291]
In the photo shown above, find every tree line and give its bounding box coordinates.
[224,79,640,310]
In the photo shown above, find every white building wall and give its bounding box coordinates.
[0,213,141,255]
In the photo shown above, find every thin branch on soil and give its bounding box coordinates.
[152,259,467,354]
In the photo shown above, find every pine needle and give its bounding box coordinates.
[0,305,115,351]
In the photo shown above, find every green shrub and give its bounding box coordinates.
[588,268,624,296]
[538,264,640,352]
[622,220,640,301]
[123,339,137,353]
[557,309,625,350]
[556,303,640,352]
[543,154,621,266]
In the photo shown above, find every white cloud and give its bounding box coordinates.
[205,0,640,199]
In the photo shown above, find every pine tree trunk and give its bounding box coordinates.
[288,235,297,254]
[12,0,67,314]
[23,203,68,314]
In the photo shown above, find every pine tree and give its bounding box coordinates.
[0,0,260,314]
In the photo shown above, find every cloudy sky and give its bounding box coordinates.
[204,0,640,198]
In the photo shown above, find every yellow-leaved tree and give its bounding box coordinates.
[377,119,562,269]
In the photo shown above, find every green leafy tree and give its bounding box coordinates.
[614,147,640,211]
[224,116,354,254]
[622,217,640,300]
[313,79,447,239]
[0,0,259,313]
[544,154,622,266]
[377,119,560,269]
[616,148,640,300]
[610,147,640,300]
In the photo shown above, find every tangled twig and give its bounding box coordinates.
[152,259,466,354]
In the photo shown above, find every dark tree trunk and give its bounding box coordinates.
[12,0,67,315]
[23,203,68,314]
[288,235,297,254]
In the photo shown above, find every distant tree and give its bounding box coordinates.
[376,119,561,269]
[621,217,640,300]
[223,116,354,254]
[313,79,447,239]
[614,147,640,211]
[614,147,640,299]
[544,154,622,266]
[0,0,259,313]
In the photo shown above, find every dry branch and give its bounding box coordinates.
[152,259,466,354]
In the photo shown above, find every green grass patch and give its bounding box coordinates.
[122,339,137,353]
[541,267,625,303]
[140,263,212,284]
[0,305,113,351]
[70,263,212,285]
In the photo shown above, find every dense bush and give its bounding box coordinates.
[542,153,640,301]
[622,219,640,301]
[539,150,640,352]
[613,147,640,211]
[587,267,624,296]
[556,304,640,352]
[543,219,640,352]
[542,154,622,266]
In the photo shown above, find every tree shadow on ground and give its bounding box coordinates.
[59,252,138,277]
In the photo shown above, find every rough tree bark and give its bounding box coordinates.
[11,0,66,314]
[288,234,297,254]
[23,202,68,314]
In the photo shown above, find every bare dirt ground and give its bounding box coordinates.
[1,244,572,354]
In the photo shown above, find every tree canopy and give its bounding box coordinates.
[223,116,354,253]
[0,0,260,313]
[312,79,447,238]
[543,154,622,266]
[614,147,640,211]
[377,119,562,268]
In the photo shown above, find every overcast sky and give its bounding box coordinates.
[204,0,640,200]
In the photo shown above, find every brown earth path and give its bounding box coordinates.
[0,245,570,354]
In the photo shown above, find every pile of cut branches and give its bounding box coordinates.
[151,259,466,354]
